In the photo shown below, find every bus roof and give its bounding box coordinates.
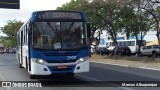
[31,10,86,22]
[32,10,83,14]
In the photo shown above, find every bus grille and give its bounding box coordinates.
[46,60,77,63]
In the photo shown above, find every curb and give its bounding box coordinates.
[90,61,160,71]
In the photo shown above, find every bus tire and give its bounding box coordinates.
[26,57,28,70]
[29,74,36,79]
[19,61,23,68]
[18,56,23,68]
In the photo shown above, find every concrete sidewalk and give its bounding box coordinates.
[90,54,160,71]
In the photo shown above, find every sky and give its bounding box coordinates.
[96,30,157,42]
[0,0,70,36]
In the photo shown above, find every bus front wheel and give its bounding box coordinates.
[19,59,23,68]
[29,74,36,79]
[19,62,23,68]
[18,55,23,68]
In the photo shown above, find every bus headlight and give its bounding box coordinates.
[38,59,44,64]
[33,59,45,64]
[80,58,84,62]
[79,57,89,62]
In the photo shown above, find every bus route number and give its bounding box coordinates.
[67,56,76,60]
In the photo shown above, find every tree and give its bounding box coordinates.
[57,0,104,45]
[121,0,152,55]
[1,20,23,48]
[57,0,134,58]
[89,0,130,58]
[0,36,10,48]
[57,0,155,58]
[137,0,160,45]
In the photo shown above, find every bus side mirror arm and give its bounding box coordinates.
[87,23,91,38]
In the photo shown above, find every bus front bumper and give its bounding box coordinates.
[30,58,89,75]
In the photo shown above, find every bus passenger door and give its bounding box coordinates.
[20,31,23,65]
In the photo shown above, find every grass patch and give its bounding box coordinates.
[91,54,160,63]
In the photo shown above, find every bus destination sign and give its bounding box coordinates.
[37,12,82,20]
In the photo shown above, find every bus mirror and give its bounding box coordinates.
[87,23,91,38]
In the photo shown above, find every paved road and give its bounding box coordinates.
[0,54,160,90]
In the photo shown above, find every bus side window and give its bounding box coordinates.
[128,41,131,46]
[119,42,122,46]
[126,41,129,46]
[118,42,120,46]
[131,41,135,46]
[122,41,125,46]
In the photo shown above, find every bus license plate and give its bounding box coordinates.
[58,65,67,69]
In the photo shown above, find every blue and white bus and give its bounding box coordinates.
[16,10,91,79]
[106,39,146,54]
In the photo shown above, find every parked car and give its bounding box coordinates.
[0,47,4,54]
[10,48,16,54]
[95,47,110,55]
[95,47,102,54]
[0,50,4,54]
[111,46,131,56]
[139,45,160,57]
[100,48,110,55]
[5,48,10,54]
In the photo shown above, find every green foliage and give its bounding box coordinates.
[57,0,102,44]
[1,20,23,48]
[57,0,154,46]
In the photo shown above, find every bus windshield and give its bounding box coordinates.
[32,22,87,50]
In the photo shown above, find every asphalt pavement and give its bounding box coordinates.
[0,54,160,90]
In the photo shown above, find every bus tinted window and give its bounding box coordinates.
[126,41,135,46]
[33,22,87,49]
[130,41,135,46]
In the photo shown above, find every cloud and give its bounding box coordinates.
[0,0,70,27]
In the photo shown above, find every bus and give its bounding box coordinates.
[106,39,146,54]
[16,10,91,79]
